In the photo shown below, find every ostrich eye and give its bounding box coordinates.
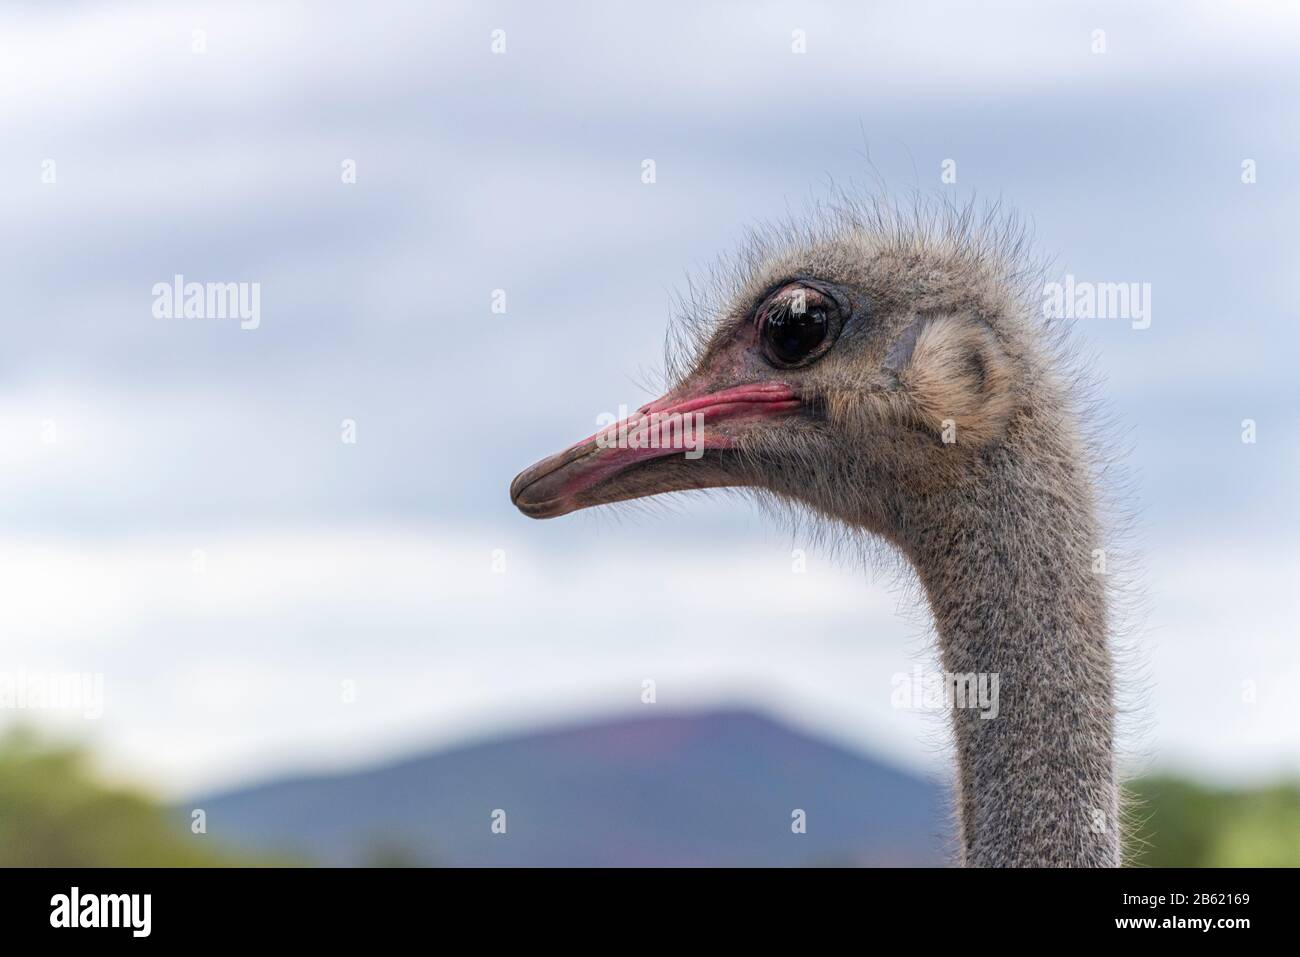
[758,283,846,368]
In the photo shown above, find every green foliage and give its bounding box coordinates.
[0,727,291,867]
[1125,774,1300,867]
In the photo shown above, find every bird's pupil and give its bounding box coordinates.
[766,304,828,363]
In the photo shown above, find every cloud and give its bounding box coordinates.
[1,0,1296,794]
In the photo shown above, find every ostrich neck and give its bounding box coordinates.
[906,427,1118,867]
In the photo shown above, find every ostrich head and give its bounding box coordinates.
[511,206,1029,547]
[509,200,1120,868]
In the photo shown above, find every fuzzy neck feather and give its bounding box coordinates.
[906,405,1119,867]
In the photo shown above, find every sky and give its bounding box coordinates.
[0,0,1297,797]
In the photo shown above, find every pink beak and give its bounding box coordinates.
[510,381,800,518]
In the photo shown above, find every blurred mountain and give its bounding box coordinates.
[183,709,950,866]
[6,717,1297,866]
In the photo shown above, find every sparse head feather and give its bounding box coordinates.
[664,192,1045,393]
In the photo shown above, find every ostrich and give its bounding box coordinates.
[509,198,1123,867]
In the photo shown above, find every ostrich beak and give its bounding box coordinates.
[510,381,800,519]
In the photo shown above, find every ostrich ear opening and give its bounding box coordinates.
[889,314,1015,446]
